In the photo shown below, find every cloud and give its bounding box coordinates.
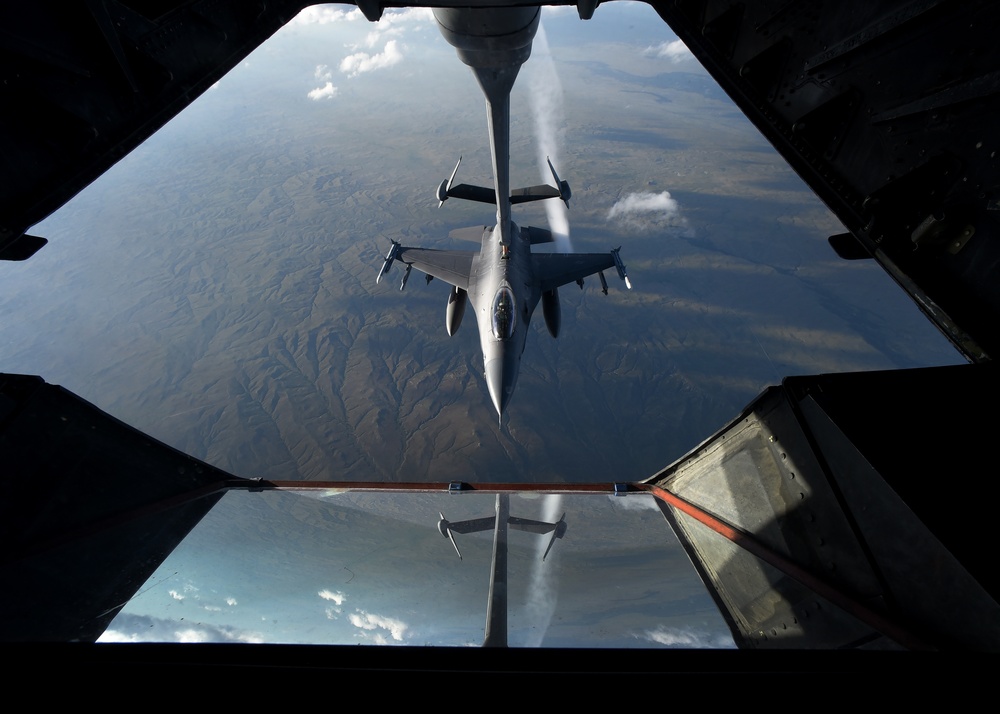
[348,610,408,643]
[363,25,404,48]
[644,39,693,63]
[292,6,365,24]
[641,625,736,648]
[98,613,264,643]
[315,64,333,81]
[307,82,339,100]
[226,597,237,606]
[168,590,185,601]
[607,191,689,233]
[318,589,346,605]
[339,7,433,53]
[340,40,403,77]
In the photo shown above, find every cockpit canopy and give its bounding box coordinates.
[491,286,516,340]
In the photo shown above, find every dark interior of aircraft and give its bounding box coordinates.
[2,0,998,678]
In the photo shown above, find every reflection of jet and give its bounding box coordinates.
[438,493,567,648]
[375,7,630,423]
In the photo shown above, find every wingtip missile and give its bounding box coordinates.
[611,246,632,289]
[437,156,463,207]
[546,156,572,208]
[376,240,401,284]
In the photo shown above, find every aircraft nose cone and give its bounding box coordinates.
[485,356,517,417]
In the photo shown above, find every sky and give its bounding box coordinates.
[0,2,964,646]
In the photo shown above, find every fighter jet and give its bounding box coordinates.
[438,494,567,647]
[376,7,631,423]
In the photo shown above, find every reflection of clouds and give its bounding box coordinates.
[607,493,660,511]
[644,39,693,63]
[319,589,346,605]
[99,613,264,643]
[608,191,690,233]
[641,625,735,648]
[349,610,408,643]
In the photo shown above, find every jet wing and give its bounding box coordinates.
[397,247,475,291]
[533,252,615,293]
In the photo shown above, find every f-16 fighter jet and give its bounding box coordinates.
[377,7,630,423]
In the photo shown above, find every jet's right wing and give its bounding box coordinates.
[396,247,475,291]
[533,252,615,293]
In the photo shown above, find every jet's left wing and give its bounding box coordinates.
[397,247,475,291]
[533,252,615,293]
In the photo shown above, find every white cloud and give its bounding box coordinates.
[608,191,689,233]
[226,597,237,606]
[609,191,680,217]
[319,589,346,605]
[349,610,408,642]
[641,625,736,648]
[315,64,333,81]
[340,40,403,77]
[293,6,365,24]
[364,25,403,48]
[644,39,693,63]
[99,613,264,643]
[176,628,209,643]
[308,82,339,100]
[168,590,185,601]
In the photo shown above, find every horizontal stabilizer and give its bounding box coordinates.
[521,225,555,245]
[449,225,491,242]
